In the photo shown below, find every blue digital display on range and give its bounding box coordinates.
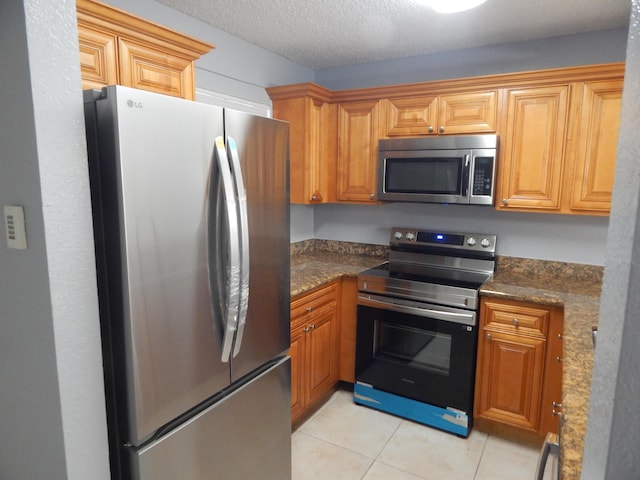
[417,232,465,245]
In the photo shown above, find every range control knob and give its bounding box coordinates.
[480,238,492,248]
[466,237,477,246]
[393,231,404,240]
[405,232,416,241]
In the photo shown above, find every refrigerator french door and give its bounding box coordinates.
[83,85,291,480]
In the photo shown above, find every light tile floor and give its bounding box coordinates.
[292,387,552,480]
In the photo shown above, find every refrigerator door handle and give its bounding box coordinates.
[226,137,250,358]
[213,136,241,362]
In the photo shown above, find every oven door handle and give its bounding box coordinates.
[358,294,476,327]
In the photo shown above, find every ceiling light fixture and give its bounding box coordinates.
[415,0,488,14]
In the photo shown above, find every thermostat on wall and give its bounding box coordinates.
[4,205,28,250]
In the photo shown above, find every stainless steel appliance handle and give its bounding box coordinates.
[358,293,475,326]
[462,154,471,197]
[534,432,559,480]
[226,137,250,358]
[213,136,241,362]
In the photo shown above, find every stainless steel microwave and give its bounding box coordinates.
[377,134,498,205]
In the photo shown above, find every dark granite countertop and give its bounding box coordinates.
[290,240,387,298]
[480,257,603,480]
[290,243,601,479]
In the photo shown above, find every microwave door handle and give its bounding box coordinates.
[462,154,471,197]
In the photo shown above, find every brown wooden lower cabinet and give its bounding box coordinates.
[338,276,358,383]
[474,297,563,442]
[289,281,340,424]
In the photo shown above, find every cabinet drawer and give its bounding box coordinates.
[482,299,550,336]
[291,282,338,328]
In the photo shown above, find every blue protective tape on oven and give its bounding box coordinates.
[353,382,470,437]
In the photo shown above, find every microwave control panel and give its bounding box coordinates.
[472,156,494,196]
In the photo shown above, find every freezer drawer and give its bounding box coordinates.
[131,357,291,480]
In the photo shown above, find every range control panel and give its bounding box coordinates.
[389,227,496,254]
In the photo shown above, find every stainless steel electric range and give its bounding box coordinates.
[354,227,497,437]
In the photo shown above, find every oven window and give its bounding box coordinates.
[384,157,461,194]
[375,322,452,375]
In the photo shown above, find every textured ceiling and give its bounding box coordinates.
[156,0,631,70]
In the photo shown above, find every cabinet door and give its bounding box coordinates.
[539,315,564,435]
[498,86,569,211]
[438,90,497,134]
[476,330,546,432]
[118,37,196,100]
[267,84,335,205]
[279,97,332,204]
[289,325,305,423]
[385,96,438,136]
[77,23,118,90]
[339,276,358,383]
[305,311,339,406]
[569,80,623,213]
[337,101,380,202]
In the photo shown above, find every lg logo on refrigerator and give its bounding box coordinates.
[126,99,143,109]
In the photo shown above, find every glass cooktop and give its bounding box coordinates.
[360,261,491,291]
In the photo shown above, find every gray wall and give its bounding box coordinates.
[1,0,634,477]
[0,0,110,478]
[1,1,313,478]
[101,0,314,104]
[582,1,640,477]
[300,28,629,265]
[313,203,609,264]
[315,28,628,90]
[102,1,627,266]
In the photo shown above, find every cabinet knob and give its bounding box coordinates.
[310,192,323,202]
[306,306,312,312]
[309,324,315,330]
[485,333,492,340]
[428,125,434,133]
[303,326,310,332]
[556,356,564,362]
[439,126,445,133]
[512,318,519,326]
[369,193,375,199]
[501,198,508,205]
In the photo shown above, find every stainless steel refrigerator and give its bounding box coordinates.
[83,85,291,480]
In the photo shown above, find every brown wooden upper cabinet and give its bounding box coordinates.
[337,101,380,203]
[498,85,570,212]
[77,0,214,100]
[497,77,623,215]
[266,63,624,212]
[384,90,498,136]
[568,80,623,213]
[267,83,336,204]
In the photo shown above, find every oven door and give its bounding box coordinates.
[355,293,478,413]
